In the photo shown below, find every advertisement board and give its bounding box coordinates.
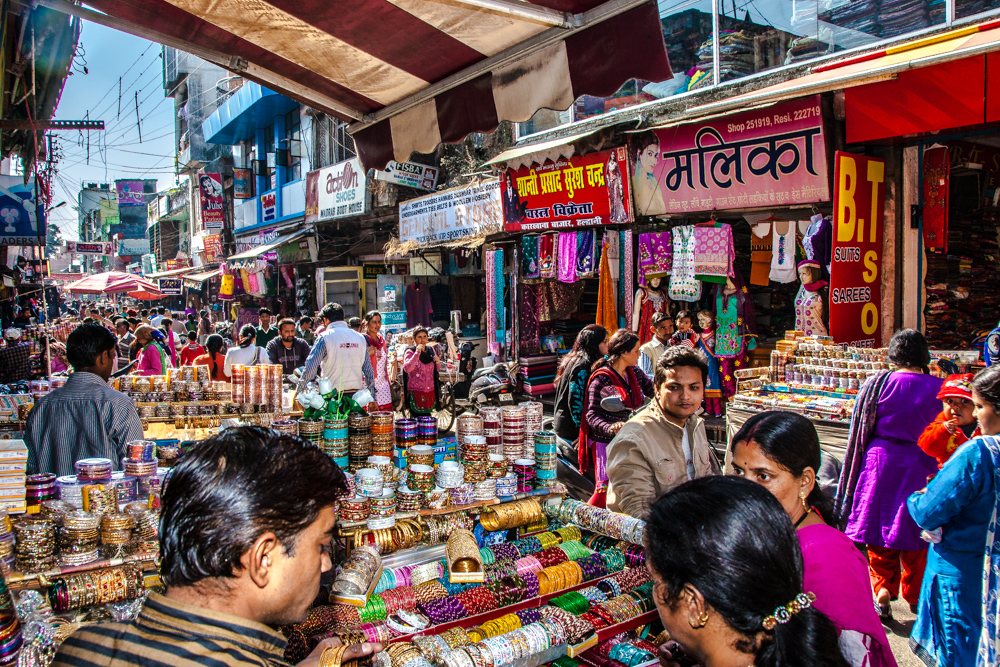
[158,278,182,295]
[829,151,886,348]
[0,176,45,246]
[500,147,633,232]
[304,170,319,224]
[116,180,146,207]
[628,96,829,215]
[380,310,407,333]
[399,180,502,245]
[375,161,439,191]
[317,158,367,221]
[233,168,254,199]
[261,191,277,223]
[204,234,222,263]
[118,238,151,256]
[198,173,224,229]
[65,241,112,255]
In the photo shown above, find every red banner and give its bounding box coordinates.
[500,147,632,232]
[204,234,222,263]
[830,151,886,348]
[198,173,224,229]
[922,145,949,251]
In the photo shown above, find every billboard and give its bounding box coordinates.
[116,180,146,207]
[198,173,224,229]
[317,158,367,221]
[0,176,44,246]
[400,180,502,246]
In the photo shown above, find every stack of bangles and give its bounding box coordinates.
[385,641,432,667]
[537,561,582,595]
[385,609,430,635]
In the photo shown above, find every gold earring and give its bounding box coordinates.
[799,490,809,512]
[689,611,709,629]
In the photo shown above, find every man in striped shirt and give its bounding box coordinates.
[53,427,382,667]
[25,325,143,476]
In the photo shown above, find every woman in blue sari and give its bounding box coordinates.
[907,364,1000,667]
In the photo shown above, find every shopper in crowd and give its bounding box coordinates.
[918,373,979,470]
[266,318,311,376]
[149,306,165,328]
[160,318,180,368]
[46,337,69,374]
[645,476,849,667]
[402,326,439,415]
[581,328,654,507]
[553,325,608,453]
[0,328,31,384]
[179,331,206,367]
[25,324,143,476]
[133,325,170,376]
[171,313,187,337]
[52,426,381,667]
[197,309,211,344]
[254,307,279,348]
[362,311,393,411]
[139,309,149,324]
[185,312,198,333]
[637,311,674,379]
[606,346,717,518]
[348,317,362,332]
[907,365,1000,667]
[224,325,265,378]
[297,316,315,346]
[836,329,942,618]
[193,334,230,382]
[114,318,135,368]
[730,411,895,667]
[297,302,373,398]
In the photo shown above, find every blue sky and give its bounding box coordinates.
[47,21,179,241]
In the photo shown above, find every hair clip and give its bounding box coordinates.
[762,592,815,631]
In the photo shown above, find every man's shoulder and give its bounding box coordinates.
[54,621,142,666]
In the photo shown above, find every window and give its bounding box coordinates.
[265,125,276,190]
[285,109,302,181]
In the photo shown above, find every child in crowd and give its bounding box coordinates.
[918,373,980,470]
[669,310,698,349]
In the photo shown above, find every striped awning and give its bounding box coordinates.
[51,0,670,170]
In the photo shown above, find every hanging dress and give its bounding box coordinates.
[634,287,667,347]
[770,223,798,283]
[668,225,701,302]
[697,326,723,416]
[794,283,828,337]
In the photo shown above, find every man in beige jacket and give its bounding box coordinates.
[606,346,721,518]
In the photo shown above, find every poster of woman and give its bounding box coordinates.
[630,131,667,216]
[199,173,224,228]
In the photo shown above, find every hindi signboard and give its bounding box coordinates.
[829,151,885,348]
[158,278,182,295]
[399,180,502,246]
[117,238,151,256]
[233,168,254,199]
[375,161,439,191]
[500,147,632,232]
[316,158,367,221]
[198,173,224,229]
[116,180,146,207]
[204,234,222,263]
[628,96,830,215]
[66,241,113,255]
[261,191,277,223]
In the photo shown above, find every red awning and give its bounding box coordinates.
[52,0,670,170]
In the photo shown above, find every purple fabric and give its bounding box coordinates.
[558,232,578,283]
[844,372,943,551]
[405,283,433,327]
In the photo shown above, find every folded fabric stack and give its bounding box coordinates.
[927,0,946,23]
[691,31,755,89]
[520,354,559,396]
[879,0,929,38]
[820,0,881,37]
[785,36,832,64]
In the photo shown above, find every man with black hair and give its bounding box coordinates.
[255,307,279,347]
[150,306,165,328]
[25,324,143,475]
[266,318,311,375]
[114,318,135,367]
[53,426,381,667]
[298,303,373,395]
[638,311,675,379]
[297,316,315,346]
[606,346,720,518]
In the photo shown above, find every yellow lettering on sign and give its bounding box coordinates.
[866,160,884,244]
[564,166,585,199]
[837,156,857,242]
[540,170,563,195]
[516,171,539,197]
[586,163,605,188]
[863,250,879,283]
[861,303,879,335]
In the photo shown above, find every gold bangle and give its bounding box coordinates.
[320,645,348,667]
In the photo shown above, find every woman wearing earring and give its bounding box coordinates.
[731,411,896,667]
[646,476,849,667]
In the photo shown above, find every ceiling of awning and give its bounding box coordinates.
[45,0,670,170]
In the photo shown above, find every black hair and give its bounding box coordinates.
[363,310,381,327]
[348,317,362,329]
[298,316,313,327]
[187,331,198,341]
[412,326,428,339]
[140,309,149,317]
[321,302,344,323]
[200,310,208,318]
[127,317,138,327]
[730,411,837,526]
[114,318,129,330]
[259,307,272,317]
[887,328,930,373]
[206,334,226,358]
[645,476,848,667]
[239,324,257,348]
[973,365,1000,414]
[187,312,197,321]
[277,317,296,330]
[556,324,607,382]
[159,426,349,587]
[651,312,672,327]
[592,328,639,373]
[631,130,660,162]
[162,318,173,328]
[676,310,693,324]
[157,307,166,314]
[82,317,95,325]
[654,345,709,386]
[66,324,118,369]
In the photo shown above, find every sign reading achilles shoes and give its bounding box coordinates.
[317,158,367,221]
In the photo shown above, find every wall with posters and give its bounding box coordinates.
[500,147,632,232]
[829,151,886,348]
[399,180,502,245]
[628,96,830,216]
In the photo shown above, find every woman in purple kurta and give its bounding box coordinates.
[842,330,942,617]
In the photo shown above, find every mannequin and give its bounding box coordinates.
[696,309,723,416]
[632,278,668,346]
[794,260,828,337]
[715,269,757,400]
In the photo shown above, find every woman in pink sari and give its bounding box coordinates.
[730,410,896,667]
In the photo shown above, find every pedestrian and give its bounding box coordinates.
[553,325,608,451]
[265,318,311,375]
[730,411,895,667]
[0,328,32,384]
[114,319,134,368]
[52,426,380,667]
[133,325,170,376]
[25,324,143,475]
[348,317,362,332]
[918,373,980,469]
[297,303,373,398]
[362,311,392,411]
[179,331,205,367]
[297,315,315,346]
[192,334,229,382]
[254,308,279,347]
[197,309,211,344]
[185,312,198,333]
[403,326,439,415]
[836,329,942,618]
[149,307,165,328]
[160,318,180,368]
[606,346,719,518]
[224,325,264,378]
[637,311,674,379]
[645,476,849,667]
[908,365,1000,667]
[580,329,653,507]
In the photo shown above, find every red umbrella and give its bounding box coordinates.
[64,271,136,294]
[127,288,166,301]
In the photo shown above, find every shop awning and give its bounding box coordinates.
[182,268,222,288]
[145,265,196,280]
[43,0,670,170]
[484,129,598,169]
[228,228,311,261]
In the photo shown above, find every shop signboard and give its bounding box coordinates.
[66,241,112,255]
[158,278,182,295]
[204,234,222,263]
[0,176,45,246]
[500,148,632,232]
[830,151,885,348]
[233,168,254,199]
[628,96,829,216]
[117,238,150,256]
[400,179,502,245]
[380,310,407,333]
[304,170,319,224]
[375,161,439,191]
[198,173,224,229]
[278,238,311,264]
[261,191,277,223]
[316,158,367,221]
[116,180,146,207]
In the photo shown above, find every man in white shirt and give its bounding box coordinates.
[638,312,675,379]
[297,303,373,396]
[149,307,165,328]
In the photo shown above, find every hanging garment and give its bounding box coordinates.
[521,284,540,354]
[621,230,634,329]
[405,282,433,327]
[668,225,702,302]
[576,230,597,278]
[750,222,772,286]
[922,145,949,252]
[794,283,828,337]
[693,224,735,283]
[638,232,673,278]
[558,232,578,283]
[697,327,723,416]
[522,235,540,279]
[802,214,833,279]
[596,240,617,334]
[538,233,557,279]
[769,222,798,283]
[634,287,667,347]
[494,249,506,346]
